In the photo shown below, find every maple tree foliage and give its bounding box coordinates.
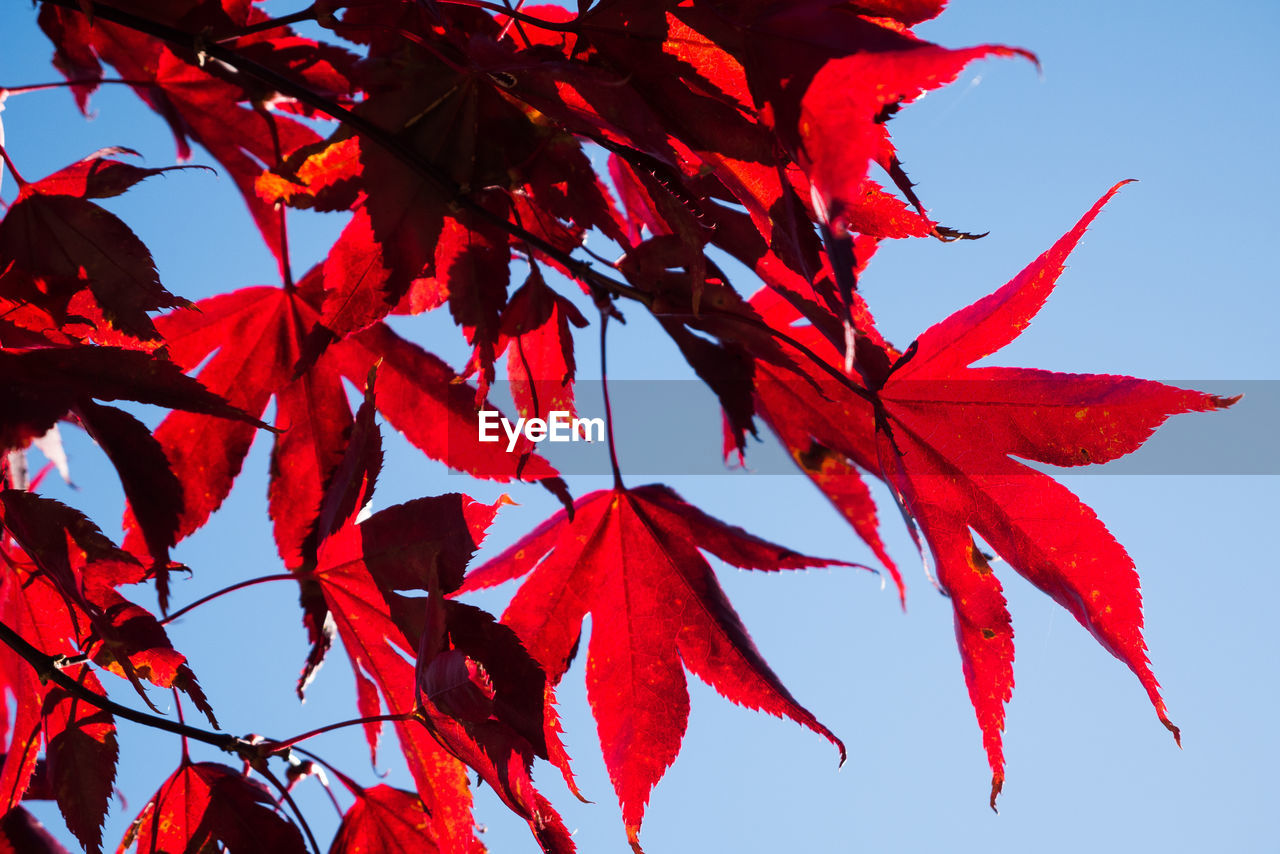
[0,0,1238,852]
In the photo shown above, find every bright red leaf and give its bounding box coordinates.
[126,269,566,584]
[328,784,442,854]
[311,491,576,853]
[750,184,1239,805]
[0,148,194,343]
[458,484,851,850]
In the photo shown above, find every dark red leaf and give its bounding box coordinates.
[121,761,307,854]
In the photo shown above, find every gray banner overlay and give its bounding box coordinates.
[449,380,1276,476]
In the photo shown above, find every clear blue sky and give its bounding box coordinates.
[2,2,1276,852]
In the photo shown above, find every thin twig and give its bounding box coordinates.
[162,573,302,625]
[267,712,412,752]
[598,308,624,489]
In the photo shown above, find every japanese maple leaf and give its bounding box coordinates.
[0,535,116,854]
[120,760,306,854]
[328,784,447,854]
[412,600,579,854]
[300,372,570,853]
[0,492,218,721]
[0,495,215,852]
[0,654,115,854]
[497,268,589,422]
[457,484,851,851]
[310,488,576,854]
[792,41,1034,232]
[751,183,1239,805]
[38,4,356,275]
[0,147,194,342]
[125,268,566,598]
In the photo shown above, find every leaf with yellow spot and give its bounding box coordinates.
[750,182,1239,807]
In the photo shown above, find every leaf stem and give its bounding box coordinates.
[0,142,28,188]
[598,308,624,489]
[172,687,191,761]
[267,712,412,752]
[0,78,159,95]
[255,101,295,289]
[161,573,303,625]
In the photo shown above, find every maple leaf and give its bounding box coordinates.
[0,494,215,838]
[0,491,214,712]
[0,147,195,343]
[750,184,1239,806]
[793,41,1034,232]
[498,268,589,423]
[298,371,577,852]
[37,4,357,275]
[126,269,567,590]
[308,509,484,854]
[0,534,117,854]
[120,760,307,854]
[307,478,575,853]
[328,784,444,854]
[457,484,851,851]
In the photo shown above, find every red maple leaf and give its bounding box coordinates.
[498,268,589,423]
[0,560,116,854]
[457,484,852,851]
[297,366,572,853]
[37,3,356,277]
[750,183,1239,806]
[120,760,306,854]
[310,483,577,853]
[328,783,448,854]
[0,493,217,853]
[0,147,195,343]
[125,268,567,604]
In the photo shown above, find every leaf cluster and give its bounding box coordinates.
[0,1,1235,852]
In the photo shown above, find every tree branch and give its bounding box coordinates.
[0,617,242,753]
